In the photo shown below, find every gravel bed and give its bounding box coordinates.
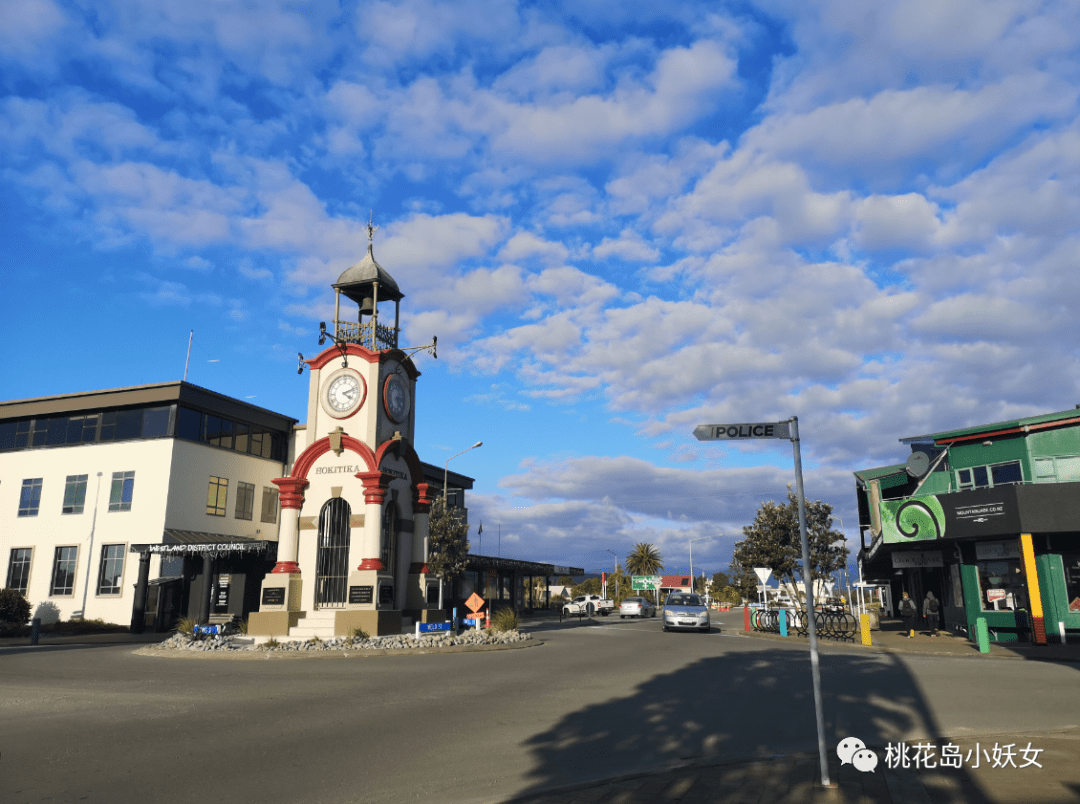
[157,629,532,653]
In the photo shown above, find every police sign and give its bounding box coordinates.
[693,421,791,441]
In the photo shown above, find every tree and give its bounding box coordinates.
[557,576,574,587]
[625,543,664,604]
[729,487,848,611]
[427,496,470,608]
[571,577,601,597]
[727,554,760,604]
[0,588,32,625]
[625,543,663,576]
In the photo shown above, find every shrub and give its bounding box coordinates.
[351,626,369,640]
[264,636,280,648]
[0,588,32,625]
[174,617,199,638]
[490,606,520,633]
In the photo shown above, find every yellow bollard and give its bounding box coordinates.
[860,613,872,646]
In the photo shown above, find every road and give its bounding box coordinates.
[2,612,1079,804]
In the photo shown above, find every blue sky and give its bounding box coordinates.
[3,1,1079,578]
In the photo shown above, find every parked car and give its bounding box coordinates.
[619,596,657,618]
[562,594,615,617]
[662,593,711,632]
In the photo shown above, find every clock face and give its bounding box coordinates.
[321,370,366,419]
[384,373,411,423]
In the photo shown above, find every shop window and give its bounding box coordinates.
[50,546,78,596]
[109,471,135,512]
[62,474,88,514]
[956,460,1023,490]
[235,481,255,520]
[976,558,1028,612]
[6,548,32,594]
[260,487,279,524]
[1061,553,1080,613]
[207,476,228,516]
[18,478,43,517]
[97,544,125,595]
[1034,456,1080,484]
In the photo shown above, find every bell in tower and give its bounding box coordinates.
[331,217,404,351]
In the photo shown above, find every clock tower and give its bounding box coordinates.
[249,223,438,638]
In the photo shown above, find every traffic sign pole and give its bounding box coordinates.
[693,416,832,788]
[790,416,831,788]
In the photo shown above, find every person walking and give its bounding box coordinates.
[899,591,917,637]
[923,591,940,637]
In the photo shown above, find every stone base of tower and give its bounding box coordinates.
[333,609,403,637]
[247,610,303,636]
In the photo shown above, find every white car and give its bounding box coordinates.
[619,596,657,618]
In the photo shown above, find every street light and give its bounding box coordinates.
[689,535,719,596]
[436,441,481,610]
[443,441,483,504]
[606,549,618,599]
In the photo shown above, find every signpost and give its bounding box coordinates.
[694,417,832,788]
[753,567,772,608]
[631,575,661,590]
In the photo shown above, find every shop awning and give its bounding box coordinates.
[130,530,275,555]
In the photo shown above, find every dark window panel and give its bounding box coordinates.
[66,416,85,444]
[991,461,1023,485]
[116,409,142,440]
[0,422,17,451]
[176,407,203,441]
[142,406,170,438]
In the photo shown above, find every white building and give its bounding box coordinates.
[0,383,295,629]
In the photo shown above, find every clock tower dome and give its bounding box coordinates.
[250,222,438,639]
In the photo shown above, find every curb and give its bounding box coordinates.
[738,629,1080,663]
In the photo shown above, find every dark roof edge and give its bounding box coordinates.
[0,381,298,429]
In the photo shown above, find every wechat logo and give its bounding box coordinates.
[837,737,879,773]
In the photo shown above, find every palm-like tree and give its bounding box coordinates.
[625,542,663,577]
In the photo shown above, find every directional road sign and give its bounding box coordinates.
[632,575,661,590]
[693,422,791,441]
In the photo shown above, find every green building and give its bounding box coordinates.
[856,406,1080,643]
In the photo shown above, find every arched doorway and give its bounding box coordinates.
[381,498,399,607]
[316,498,351,608]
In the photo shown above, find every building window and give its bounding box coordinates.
[207,476,229,516]
[235,481,255,520]
[6,548,32,594]
[18,478,43,517]
[261,486,279,524]
[976,558,1027,612]
[62,474,89,514]
[1034,456,1080,484]
[956,460,1023,491]
[97,544,125,595]
[50,546,78,596]
[109,471,135,512]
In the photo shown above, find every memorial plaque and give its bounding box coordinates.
[261,587,285,606]
[379,584,394,604]
[349,585,373,604]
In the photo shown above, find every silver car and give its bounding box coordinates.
[619,596,657,618]
[662,593,711,632]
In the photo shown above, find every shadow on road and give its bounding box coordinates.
[508,646,1048,803]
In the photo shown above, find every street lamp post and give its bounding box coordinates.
[443,441,483,504]
[437,441,482,609]
[606,549,618,599]
[689,535,719,597]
